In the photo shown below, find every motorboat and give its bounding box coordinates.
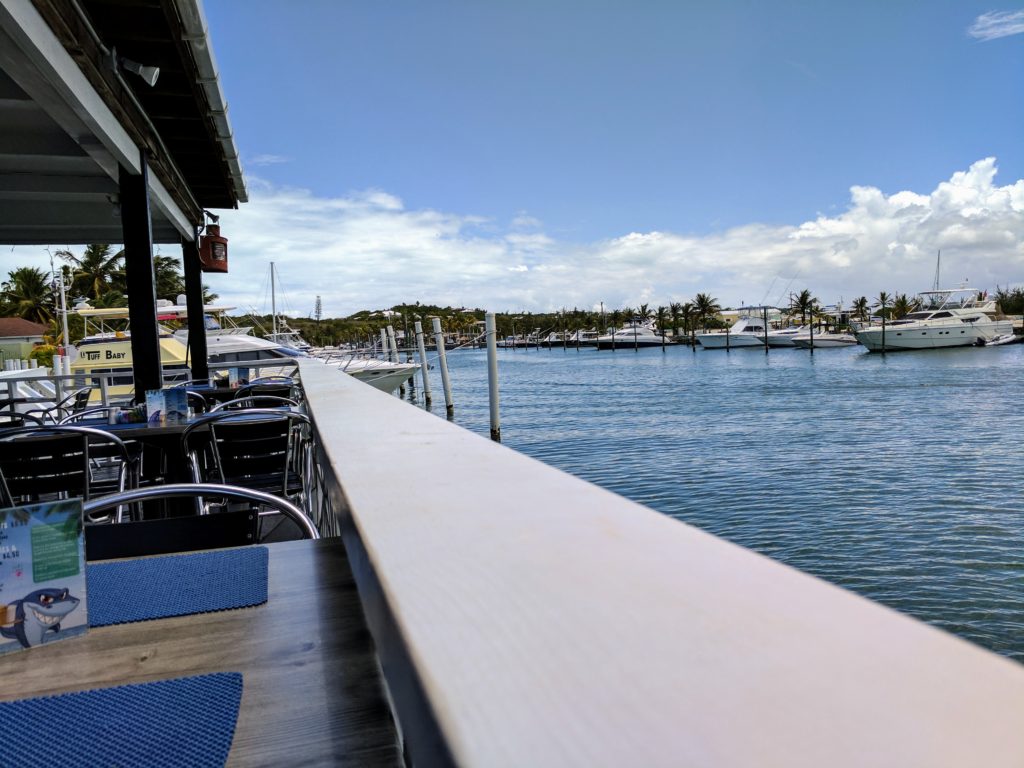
[696,316,767,349]
[852,288,1012,351]
[567,329,600,347]
[982,333,1022,347]
[765,326,808,348]
[336,357,419,392]
[596,324,668,350]
[791,332,859,349]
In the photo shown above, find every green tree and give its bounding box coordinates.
[1,266,54,324]
[875,291,891,320]
[790,289,816,325]
[56,244,124,300]
[693,292,721,330]
[852,296,870,321]
[891,293,919,319]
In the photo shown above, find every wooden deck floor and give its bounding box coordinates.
[0,538,403,767]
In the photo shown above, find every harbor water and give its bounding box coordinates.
[422,342,1024,661]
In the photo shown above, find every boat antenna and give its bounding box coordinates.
[933,250,941,291]
[758,277,778,308]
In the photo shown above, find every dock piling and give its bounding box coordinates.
[414,321,432,404]
[485,312,500,442]
[431,317,454,415]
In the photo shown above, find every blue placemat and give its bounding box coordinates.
[87,546,269,627]
[0,672,242,767]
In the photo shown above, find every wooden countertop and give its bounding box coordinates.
[0,538,401,767]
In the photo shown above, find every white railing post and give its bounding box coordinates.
[414,321,432,404]
[485,312,500,441]
[431,317,454,415]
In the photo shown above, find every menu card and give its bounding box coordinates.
[0,500,88,655]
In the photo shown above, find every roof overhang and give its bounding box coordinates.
[0,0,245,245]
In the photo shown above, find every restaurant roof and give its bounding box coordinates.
[0,0,246,245]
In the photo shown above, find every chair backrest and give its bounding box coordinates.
[234,382,294,400]
[186,390,209,414]
[0,412,46,429]
[181,410,310,497]
[83,483,319,559]
[0,426,131,507]
[210,395,299,412]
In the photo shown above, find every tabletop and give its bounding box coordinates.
[0,538,401,767]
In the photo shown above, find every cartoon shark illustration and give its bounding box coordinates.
[0,588,80,648]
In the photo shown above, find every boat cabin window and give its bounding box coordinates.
[902,312,931,320]
[741,325,764,333]
[930,311,953,319]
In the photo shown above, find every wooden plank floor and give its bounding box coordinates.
[0,538,403,767]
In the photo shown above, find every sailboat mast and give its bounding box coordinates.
[933,250,941,291]
[271,262,278,338]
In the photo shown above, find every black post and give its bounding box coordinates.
[119,156,162,401]
[763,307,770,354]
[881,314,886,355]
[809,312,814,355]
[182,229,209,381]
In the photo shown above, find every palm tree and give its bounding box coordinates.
[654,306,668,336]
[154,255,185,300]
[875,291,891,320]
[852,296,870,321]
[790,289,816,325]
[636,303,653,324]
[693,293,721,331]
[669,302,682,338]
[680,302,696,343]
[1,267,54,324]
[891,293,919,319]
[56,244,124,301]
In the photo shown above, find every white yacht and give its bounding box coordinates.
[791,332,859,349]
[596,324,668,349]
[853,288,1012,351]
[696,317,767,349]
[765,326,808,348]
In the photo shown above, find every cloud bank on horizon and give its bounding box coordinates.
[206,157,1023,316]
[4,159,1021,317]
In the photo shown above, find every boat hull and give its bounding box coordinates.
[791,334,858,349]
[596,338,668,350]
[696,333,765,349]
[854,320,1012,351]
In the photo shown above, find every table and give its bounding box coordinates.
[0,539,401,766]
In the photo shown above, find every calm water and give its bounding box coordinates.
[413,342,1024,661]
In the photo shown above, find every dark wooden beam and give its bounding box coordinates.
[182,230,208,381]
[120,154,162,401]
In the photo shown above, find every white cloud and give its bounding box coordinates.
[247,154,290,167]
[3,159,1022,316]
[967,10,1024,41]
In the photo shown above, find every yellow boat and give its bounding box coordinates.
[71,305,192,400]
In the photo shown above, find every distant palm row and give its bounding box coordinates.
[1,245,216,331]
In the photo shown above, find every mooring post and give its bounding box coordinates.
[485,312,500,441]
[763,306,770,354]
[379,329,388,361]
[809,315,814,355]
[414,321,432,404]
[431,317,454,415]
[385,325,399,363]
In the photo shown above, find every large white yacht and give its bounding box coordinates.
[853,288,1011,351]
[696,316,768,349]
[765,325,808,347]
[596,324,668,349]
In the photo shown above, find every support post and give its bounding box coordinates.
[763,307,770,354]
[182,230,209,381]
[120,156,162,401]
[485,312,500,441]
[414,321,432,404]
[431,317,454,415]
[386,325,399,363]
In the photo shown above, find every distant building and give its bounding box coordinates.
[0,317,48,361]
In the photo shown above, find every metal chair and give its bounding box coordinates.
[24,386,93,424]
[234,379,297,402]
[210,395,299,412]
[0,412,46,429]
[83,483,319,560]
[181,409,313,513]
[0,426,136,519]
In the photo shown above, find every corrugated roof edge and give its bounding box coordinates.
[171,0,248,205]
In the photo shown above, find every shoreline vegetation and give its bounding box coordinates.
[2,246,1023,349]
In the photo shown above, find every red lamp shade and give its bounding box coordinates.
[198,224,228,273]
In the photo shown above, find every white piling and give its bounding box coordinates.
[414,321,432,404]
[431,317,454,415]
[379,329,389,360]
[484,312,500,441]
[386,325,399,363]
[62,355,71,376]
[28,359,37,369]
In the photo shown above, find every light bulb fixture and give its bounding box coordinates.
[110,47,160,87]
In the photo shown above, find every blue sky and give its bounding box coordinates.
[11,2,1023,316]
